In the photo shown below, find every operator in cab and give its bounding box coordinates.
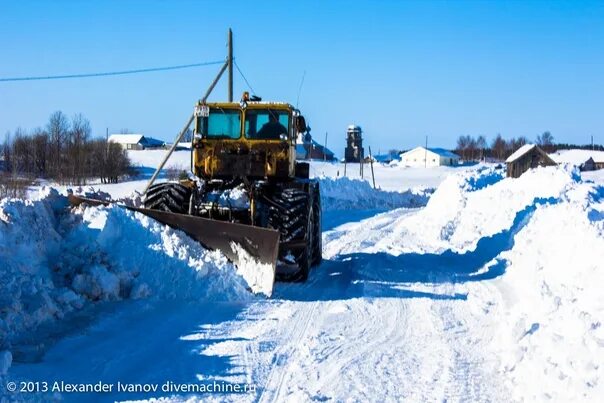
[256,111,288,139]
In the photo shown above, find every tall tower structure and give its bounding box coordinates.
[345,125,364,162]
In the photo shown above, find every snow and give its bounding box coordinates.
[0,191,257,362]
[583,168,604,185]
[493,184,604,401]
[230,243,275,297]
[128,149,191,170]
[309,160,484,192]
[551,148,604,164]
[318,175,430,210]
[109,134,145,145]
[205,185,250,209]
[314,164,604,401]
[2,148,604,402]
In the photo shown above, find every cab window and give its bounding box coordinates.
[198,109,241,139]
[245,110,289,140]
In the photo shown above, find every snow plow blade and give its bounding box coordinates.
[68,195,279,295]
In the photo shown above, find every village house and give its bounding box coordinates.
[399,146,460,167]
[580,156,604,171]
[108,134,165,150]
[505,144,557,178]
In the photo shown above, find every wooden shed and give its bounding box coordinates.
[505,144,557,178]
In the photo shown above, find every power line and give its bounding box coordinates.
[0,59,226,82]
[234,60,256,95]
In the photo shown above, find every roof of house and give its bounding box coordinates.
[401,146,459,159]
[550,149,604,164]
[295,141,335,159]
[427,147,459,158]
[373,154,395,163]
[310,140,334,156]
[505,144,537,163]
[108,134,165,147]
[108,134,144,144]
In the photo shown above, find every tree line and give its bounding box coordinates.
[455,131,560,161]
[1,111,131,186]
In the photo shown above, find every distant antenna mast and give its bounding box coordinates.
[296,70,306,108]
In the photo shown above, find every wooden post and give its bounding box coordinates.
[369,146,376,189]
[227,28,233,102]
[344,159,347,177]
[360,149,363,178]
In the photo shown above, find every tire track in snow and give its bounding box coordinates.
[257,300,319,403]
[429,282,508,402]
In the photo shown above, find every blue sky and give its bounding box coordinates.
[1,0,603,156]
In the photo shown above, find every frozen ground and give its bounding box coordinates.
[2,153,604,402]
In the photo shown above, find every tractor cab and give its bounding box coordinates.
[192,93,306,180]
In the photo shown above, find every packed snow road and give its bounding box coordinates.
[2,164,604,402]
[6,208,505,402]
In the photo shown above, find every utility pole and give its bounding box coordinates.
[424,135,428,168]
[592,135,594,151]
[228,28,233,102]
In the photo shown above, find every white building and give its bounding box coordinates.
[108,134,165,150]
[399,146,460,167]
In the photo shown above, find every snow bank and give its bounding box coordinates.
[403,164,572,252]
[323,164,604,401]
[0,190,258,357]
[331,165,584,255]
[493,180,604,401]
[317,176,431,211]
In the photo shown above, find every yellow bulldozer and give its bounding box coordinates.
[70,32,321,294]
[143,94,322,282]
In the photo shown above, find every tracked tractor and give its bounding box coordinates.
[68,30,321,295]
[142,94,322,284]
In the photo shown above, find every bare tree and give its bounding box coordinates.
[476,135,487,160]
[537,131,554,152]
[3,112,131,187]
[12,128,33,174]
[68,114,91,185]
[467,137,478,161]
[47,111,70,182]
[31,128,48,177]
[456,135,471,160]
[2,131,12,173]
[491,134,507,161]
